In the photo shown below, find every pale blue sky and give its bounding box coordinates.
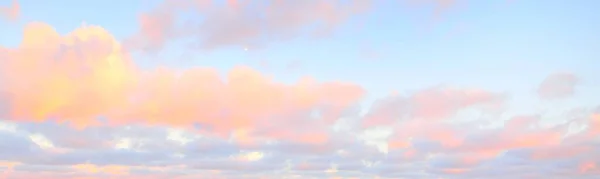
[2,0,599,109]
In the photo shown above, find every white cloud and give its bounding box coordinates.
[0,121,17,133]
[114,138,132,150]
[166,128,197,145]
[358,127,393,153]
[233,151,265,162]
[28,133,54,149]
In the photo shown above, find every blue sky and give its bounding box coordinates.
[1,0,600,178]
[2,0,599,89]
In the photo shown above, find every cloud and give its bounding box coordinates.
[0,0,19,21]
[537,72,579,99]
[401,0,464,23]
[0,22,383,178]
[1,79,600,178]
[363,87,505,128]
[0,23,373,179]
[0,22,137,128]
[1,2,600,179]
[126,0,373,52]
[355,87,599,178]
[0,130,43,160]
[0,22,365,142]
[125,0,494,53]
[362,87,506,152]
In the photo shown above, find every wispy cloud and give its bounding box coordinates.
[125,0,373,52]
[537,72,579,100]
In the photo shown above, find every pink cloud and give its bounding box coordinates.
[410,87,505,120]
[362,87,505,128]
[0,22,365,146]
[402,0,463,23]
[0,0,19,21]
[127,0,373,52]
[537,72,579,99]
[579,161,598,174]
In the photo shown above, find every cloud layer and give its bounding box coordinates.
[1,0,599,179]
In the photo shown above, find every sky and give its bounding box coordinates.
[0,0,599,178]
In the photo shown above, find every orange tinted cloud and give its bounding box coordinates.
[72,164,129,175]
[1,172,172,179]
[0,22,137,128]
[0,22,365,143]
[0,0,19,21]
[442,167,470,174]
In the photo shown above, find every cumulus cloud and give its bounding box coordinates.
[0,22,373,178]
[0,22,365,141]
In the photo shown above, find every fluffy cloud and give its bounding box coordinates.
[0,22,364,140]
[0,21,373,177]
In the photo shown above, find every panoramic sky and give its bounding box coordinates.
[1,0,599,178]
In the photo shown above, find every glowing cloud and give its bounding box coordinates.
[0,22,365,145]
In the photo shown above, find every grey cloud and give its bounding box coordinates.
[0,130,42,160]
[537,72,579,100]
